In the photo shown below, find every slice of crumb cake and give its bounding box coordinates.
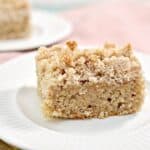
[0,0,30,39]
[36,41,144,119]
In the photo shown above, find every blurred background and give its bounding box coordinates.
[30,0,98,11]
[1,0,150,63]
[31,0,150,52]
[30,0,150,11]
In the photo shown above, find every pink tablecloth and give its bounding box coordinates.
[0,1,150,64]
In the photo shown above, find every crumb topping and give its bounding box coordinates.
[36,41,142,86]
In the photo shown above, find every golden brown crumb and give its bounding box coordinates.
[104,42,116,49]
[66,41,77,51]
[122,43,132,57]
[62,53,72,66]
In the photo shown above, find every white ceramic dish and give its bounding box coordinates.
[0,10,72,52]
[0,51,150,150]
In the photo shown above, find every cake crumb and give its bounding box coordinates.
[66,41,77,51]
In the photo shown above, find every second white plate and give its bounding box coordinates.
[0,10,72,52]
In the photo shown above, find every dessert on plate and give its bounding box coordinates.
[36,41,144,119]
[0,0,31,40]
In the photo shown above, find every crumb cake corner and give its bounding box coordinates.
[36,41,145,119]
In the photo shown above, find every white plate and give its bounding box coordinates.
[0,10,72,52]
[0,51,150,150]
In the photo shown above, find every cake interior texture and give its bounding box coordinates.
[36,41,144,119]
[0,0,30,39]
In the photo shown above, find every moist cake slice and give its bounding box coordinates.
[0,0,31,39]
[36,41,144,119]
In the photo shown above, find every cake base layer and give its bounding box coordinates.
[42,80,144,119]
